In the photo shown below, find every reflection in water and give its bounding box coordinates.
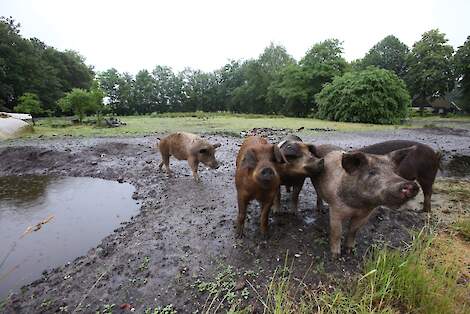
[0,175,51,208]
[0,176,139,299]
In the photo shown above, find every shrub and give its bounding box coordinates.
[13,93,44,116]
[315,67,411,124]
[58,88,101,123]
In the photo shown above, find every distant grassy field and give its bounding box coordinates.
[28,112,406,138]
[22,112,470,139]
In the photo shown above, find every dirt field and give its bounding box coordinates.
[1,126,469,313]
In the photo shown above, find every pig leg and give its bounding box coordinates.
[290,180,304,213]
[188,157,200,182]
[160,154,172,176]
[316,197,326,213]
[260,199,274,238]
[236,195,248,238]
[329,209,343,258]
[272,187,281,214]
[345,213,372,254]
[418,175,435,212]
[311,178,326,213]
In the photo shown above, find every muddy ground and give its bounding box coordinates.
[1,126,470,313]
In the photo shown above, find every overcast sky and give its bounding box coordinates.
[2,0,469,74]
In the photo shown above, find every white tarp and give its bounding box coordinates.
[0,116,33,139]
[0,112,33,122]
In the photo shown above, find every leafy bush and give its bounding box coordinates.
[13,93,44,116]
[58,88,102,123]
[316,67,411,124]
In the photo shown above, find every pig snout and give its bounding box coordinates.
[305,157,324,175]
[400,181,419,199]
[261,167,274,178]
[257,166,276,183]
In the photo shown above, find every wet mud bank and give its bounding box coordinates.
[0,127,469,313]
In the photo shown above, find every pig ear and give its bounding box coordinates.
[273,144,288,163]
[307,144,319,158]
[281,143,302,158]
[212,143,221,149]
[241,149,257,169]
[388,146,415,165]
[341,152,367,174]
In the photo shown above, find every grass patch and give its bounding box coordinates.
[411,114,470,121]
[355,229,466,314]
[193,263,257,313]
[452,219,470,241]
[28,112,407,138]
[233,229,469,314]
[144,304,177,314]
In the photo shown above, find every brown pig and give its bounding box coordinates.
[273,135,324,213]
[358,140,441,212]
[157,132,221,182]
[235,136,287,237]
[311,148,419,257]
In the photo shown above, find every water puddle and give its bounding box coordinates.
[0,176,139,299]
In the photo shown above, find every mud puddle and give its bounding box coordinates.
[0,175,139,299]
[445,155,470,177]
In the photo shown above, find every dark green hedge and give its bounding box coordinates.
[315,67,411,124]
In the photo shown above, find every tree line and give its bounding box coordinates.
[1,16,470,122]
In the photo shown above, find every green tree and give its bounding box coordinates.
[180,68,220,112]
[97,69,134,115]
[406,29,454,104]
[316,67,411,124]
[58,88,99,123]
[13,92,44,116]
[359,35,410,79]
[232,43,294,114]
[152,65,184,112]
[216,60,245,112]
[454,36,470,112]
[268,39,348,116]
[133,69,156,114]
[267,63,309,116]
[0,17,94,113]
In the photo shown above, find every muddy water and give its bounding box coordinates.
[0,176,139,299]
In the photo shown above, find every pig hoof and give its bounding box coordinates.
[345,247,355,255]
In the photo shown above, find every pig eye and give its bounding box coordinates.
[368,170,377,176]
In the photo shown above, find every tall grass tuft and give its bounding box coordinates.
[356,228,460,313]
